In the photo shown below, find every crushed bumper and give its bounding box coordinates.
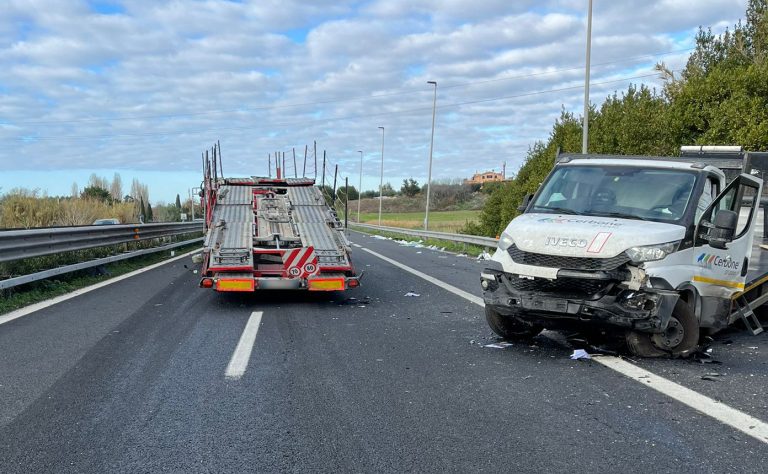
[481,268,679,333]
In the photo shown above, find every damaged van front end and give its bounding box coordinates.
[481,214,686,338]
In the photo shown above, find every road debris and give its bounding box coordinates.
[484,342,514,349]
[404,291,420,297]
[476,251,492,260]
[701,373,723,382]
[570,349,592,360]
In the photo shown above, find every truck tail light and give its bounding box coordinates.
[201,278,214,288]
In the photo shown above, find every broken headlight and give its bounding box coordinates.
[625,240,680,263]
[498,232,514,251]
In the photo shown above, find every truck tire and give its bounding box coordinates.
[485,306,542,340]
[626,299,699,358]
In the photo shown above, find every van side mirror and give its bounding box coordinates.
[707,209,738,249]
[518,193,533,212]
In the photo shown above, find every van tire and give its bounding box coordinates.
[626,299,699,358]
[485,306,542,340]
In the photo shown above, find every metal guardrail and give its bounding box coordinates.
[350,223,498,247]
[0,237,203,290]
[0,222,203,263]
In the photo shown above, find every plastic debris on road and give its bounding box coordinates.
[396,239,425,248]
[484,342,513,349]
[476,251,492,260]
[569,349,592,360]
[404,291,421,297]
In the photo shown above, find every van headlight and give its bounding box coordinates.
[498,232,514,251]
[625,241,680,263]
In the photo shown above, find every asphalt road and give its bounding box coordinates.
[1,231,767,473]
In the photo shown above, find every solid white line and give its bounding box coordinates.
[0,248,201,327]
[359,247,484,306]
[225,311,263,380]
[594,356,768,444]
[358,243,768,445]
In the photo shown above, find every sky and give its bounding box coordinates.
[0,0,749,204]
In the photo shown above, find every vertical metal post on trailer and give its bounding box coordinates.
[344,177,349,231]
[293,147,298,178]
[332,164,338,204]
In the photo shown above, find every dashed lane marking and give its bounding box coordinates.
[225,311,263,380]
[359,244,768,445]
[0,249,202,327]
[359,247,484,306]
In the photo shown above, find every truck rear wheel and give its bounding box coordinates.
[626,299,698,358]
[485,306,542,340]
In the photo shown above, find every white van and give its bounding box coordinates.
[481,146,766,357]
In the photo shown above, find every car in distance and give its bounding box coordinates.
[92,218,121,225]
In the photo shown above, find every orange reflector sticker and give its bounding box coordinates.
[216,279,255,292]
[308,278,345,291]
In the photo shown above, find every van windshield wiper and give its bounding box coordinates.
[532,206,581,215]
[587,211,650,221]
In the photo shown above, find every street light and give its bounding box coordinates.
[357,150,363,223]
[378,126,385,226]
[424,80,437,230]
[582,0,593,154]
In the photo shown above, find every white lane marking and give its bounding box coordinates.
[0,249,201,327]
[225,311,264,380]
[359,247,484,306]
[595,356,768,444]
[358,244,768,445]
[352,243,362,248]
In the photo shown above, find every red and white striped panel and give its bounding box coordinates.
[282,247,319,278]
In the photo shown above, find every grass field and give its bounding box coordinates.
[355,210,480,233]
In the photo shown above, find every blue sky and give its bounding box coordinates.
[0,0,748,204]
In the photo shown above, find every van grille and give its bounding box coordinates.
[507,245,629,271]
[505,275,611,299]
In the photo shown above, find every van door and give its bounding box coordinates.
[693,173,763,296]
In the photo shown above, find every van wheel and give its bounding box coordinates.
[485,306,542,340]
[626,299,699,358]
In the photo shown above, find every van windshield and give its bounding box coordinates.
[530,165,698,223]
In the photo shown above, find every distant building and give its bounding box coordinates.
[466,170,504,185]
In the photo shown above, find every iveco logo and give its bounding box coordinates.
[545,237,588,248]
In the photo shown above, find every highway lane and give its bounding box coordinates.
[0,234,765,472]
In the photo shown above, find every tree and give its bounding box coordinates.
[400,178,421,197]
[70,182,79,198]
[146,202,154,222]
[175,194,182,209]
[130,178,149,204]
[381,182,396,197]
[360,190,377,199]
[139,197,146,223]
[81,185,112,203]
[110,173,123,201]
[88,173,109,191]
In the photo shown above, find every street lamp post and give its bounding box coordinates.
[357,150,363,223]
[378,126,385,226]
[582,0,593,154]
[424,80,437,230]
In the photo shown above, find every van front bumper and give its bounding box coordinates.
[481,268,679,333]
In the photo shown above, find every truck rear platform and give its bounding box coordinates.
[200,176,359,292]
